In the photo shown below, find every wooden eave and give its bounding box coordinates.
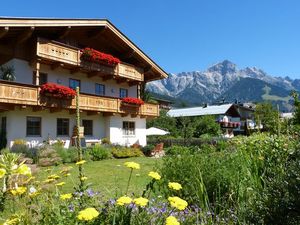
[0,17,168,82]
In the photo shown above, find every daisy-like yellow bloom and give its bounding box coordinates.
[133,197,149,207]
[116,196,132,206]
[76,160,86,165]
[64,173,71,177]
[48,174,60,180]
[166,216,180,225]
[77,207,99,221]
[0,168,6,178]
[16,164,31,176]
[55,182,66,186]
[3,217,20,225]
[148,171,161,180]
[168,182,182,191]
[10,187,27,196]
[80,176,88,181]
[168,196,188,211]
[124,162,140,170]
[60,193,72,200]
[43,178,55,183]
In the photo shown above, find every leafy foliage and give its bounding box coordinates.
[0,65,16,81]
[255,102,280,134]
[111,147,144,158]
[88,145,112,161]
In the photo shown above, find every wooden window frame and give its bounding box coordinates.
[26,116,42,137]
[57,118,70,136]
[32,71,48,85]
[122,121,135,136]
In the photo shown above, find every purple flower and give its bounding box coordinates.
[68,204,74,212]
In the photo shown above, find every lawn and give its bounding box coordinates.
[37,157,161,198]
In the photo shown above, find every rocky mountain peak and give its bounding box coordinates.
[207,60,237,75]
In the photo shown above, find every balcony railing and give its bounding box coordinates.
[0,81,158,117]
[36,38,144,82]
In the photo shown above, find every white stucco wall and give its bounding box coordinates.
[106,115,147,147]
[3,108,106,147]
[4,58,137,98]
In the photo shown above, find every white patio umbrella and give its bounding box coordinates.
[146,127,170,136]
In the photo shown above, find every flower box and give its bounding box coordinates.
[80,48,121,67]
[40,83,76,99]
[121,97,144,106]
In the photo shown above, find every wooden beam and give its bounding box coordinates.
[87,26,107,39]
[102,75,113,81]
[16,27,35,44]
[0,27,9,39]
[50,108,62,113]
[87,111,101,116]
[121,114,129,117]
[32,106,43,112]
[144,65,152,74]
[58,26,71,39]
[70,67,81,74]
[51,62,64,70]
[69,109,76,114]
[121,49,135,60]
[87,72,99,78]
[128,81,141,87]
[102,112,115,117]
[0,104,14,111]
[116,78,129,84]
[131,114,138,118]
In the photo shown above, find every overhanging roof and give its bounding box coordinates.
[168,104,235,117]
[0,17,168,81]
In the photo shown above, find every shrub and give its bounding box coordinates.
[88,145,112,161]
[141,144,155,156]
[101,137,111,145]
[164,145,199,156]
[38,145,62,166]
[54,145,78,163]
[111,147,144,158]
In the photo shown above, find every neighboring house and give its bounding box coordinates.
[168,103,255,134]
[0,17,167,147]
[152,98,173,111]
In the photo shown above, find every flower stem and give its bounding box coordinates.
[125,169,133,195]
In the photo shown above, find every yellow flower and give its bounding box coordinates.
[148,171,161,180]
[0,168,6,178]
[48,174,60,180]
[77,207,99,221]
[55,182,66,186]
[168,196,188,211]
[10,187,27,196]
[168,182,182,191]
[16,164,31,176]
[3,217,20,225]
[124,162,140,170]
[64,173,71,177]
[76,160,86,165]
[60,193,72,200]
[133,197,149,207]
[80,176,88,181]
[166,216,180,225]
[43,178,55,183]
[116,196,132,206]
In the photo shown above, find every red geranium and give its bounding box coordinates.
[40,83,76,99]
[122,97,144,106]
[81,48,121,66]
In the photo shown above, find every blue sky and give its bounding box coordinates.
[1,0,300,79]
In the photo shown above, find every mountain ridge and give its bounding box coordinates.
[147,60,300,111]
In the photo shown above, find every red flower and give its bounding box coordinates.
[122,97,144,106]
[80,48,121,66]
[40,83,76,99]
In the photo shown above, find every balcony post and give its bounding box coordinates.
[35,61,40,85]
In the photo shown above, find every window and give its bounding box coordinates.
[95,83,105,96]
[26,117,41,136]
[69,79,80,90]
[123,121,135,136]
[120,88,128,98]
[57,118,69,136]
[32,72,48,85]
[82,120,93,136]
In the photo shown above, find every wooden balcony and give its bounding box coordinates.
[0,81,159,117]
[36,38,144,82]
